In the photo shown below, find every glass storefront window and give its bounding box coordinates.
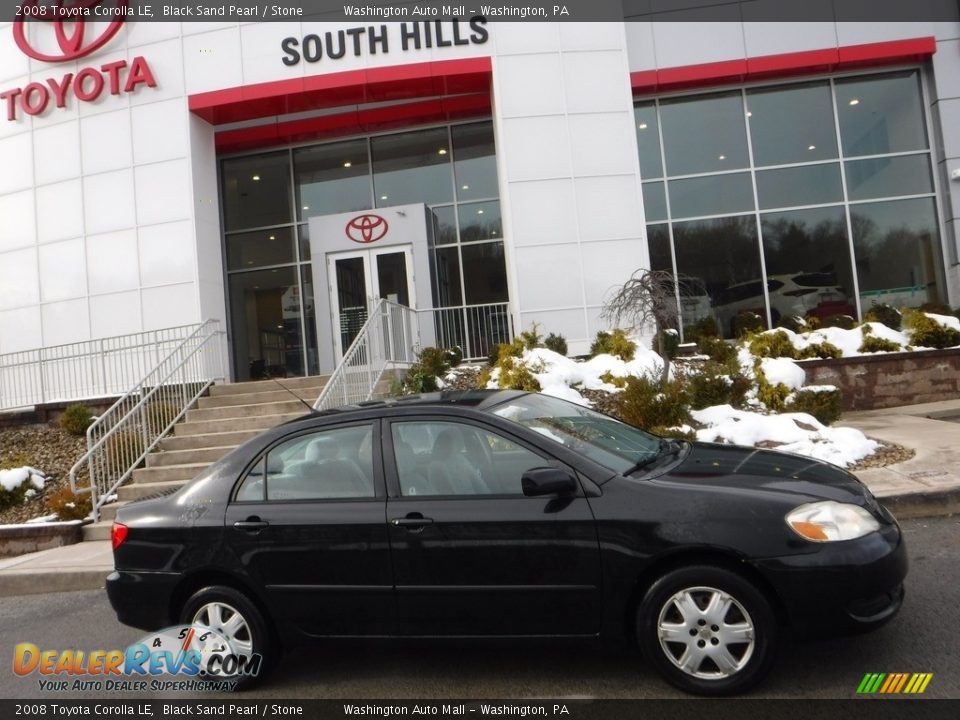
[430,206,458,245]
[228,267,304,381]
[851,197,945,308]
[747,82,838,166]
[760,206,856,323]
[221,152,292,231]
[642,182,667,223]
[660,91,749,176]
[453,123,499,201]
[646,224,672,273]
[300,265,318,376]
[635,102,663,179]
[431,246,463,307]
[458,201,502,243]
[372,127,453,207]
[672,216,764,338]
[461,242,508,305]
[668,173,754,219]
[845,154,933,201]
[226,227,295,271]
[836,72,928,157]
[294,139,371,221]
[755,164,844,210]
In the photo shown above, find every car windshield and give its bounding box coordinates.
[485,393,661,473]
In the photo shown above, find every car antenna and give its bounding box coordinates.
[270,376,317,413]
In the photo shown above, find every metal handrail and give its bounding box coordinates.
[0,323,206,411]
[314,299,417,412]
[69,319,226,520]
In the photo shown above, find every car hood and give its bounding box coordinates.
[660,441,870,505]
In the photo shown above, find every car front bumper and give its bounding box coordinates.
[106,569,180,632]
[749,523,907,636]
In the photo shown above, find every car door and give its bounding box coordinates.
[225,421,394,637]
[383,416,602,637]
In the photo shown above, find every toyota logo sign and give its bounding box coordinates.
[14,1,128,63]
[346,214,389,244]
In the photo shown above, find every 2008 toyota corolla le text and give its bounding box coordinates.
[106,390,906,695]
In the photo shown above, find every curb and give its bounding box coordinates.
[0,568,110,598]
[877,488,960,520]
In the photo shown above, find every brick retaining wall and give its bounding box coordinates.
[798,348,960,411]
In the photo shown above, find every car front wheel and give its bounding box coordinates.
[637,566,778,696]
[180,585,276,688]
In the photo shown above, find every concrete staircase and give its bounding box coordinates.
[82,375,329,541]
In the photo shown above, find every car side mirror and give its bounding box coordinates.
[521,467,577,497]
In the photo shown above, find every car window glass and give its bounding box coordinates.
[235,425,375,501]
[391,421,547,497]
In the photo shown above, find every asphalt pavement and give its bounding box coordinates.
[0,516,957,701]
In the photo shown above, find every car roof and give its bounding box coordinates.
[279,388,529,426]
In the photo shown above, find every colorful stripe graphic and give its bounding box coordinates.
[857,672,933,694]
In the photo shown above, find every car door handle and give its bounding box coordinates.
[391,516,433,528]
[233,518,269,532]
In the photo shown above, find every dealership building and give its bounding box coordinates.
[2,14,960,389]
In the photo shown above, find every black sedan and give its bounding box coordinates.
[107,390,906,695]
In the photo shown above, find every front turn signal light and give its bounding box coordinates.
[785,501,880,542]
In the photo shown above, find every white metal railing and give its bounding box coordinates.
[0,324,207,412]
[314,299,417,412]
[420,302,513,362]
[69,320,226,520]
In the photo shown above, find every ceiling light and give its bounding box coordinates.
[849,98,860,106]
[246,261,253,265]
[478,209,484,214]
[808,145,816,151]
[343,161,352,168]
[276,324,283,329]
[303,205,309,211]
[438,148,448,155]
[462,185,469,190]
[638,123,648,130]
[718,155,726,160]
[381,195,388,200]
[251,175,260,181]
[268,235,275,240]
[746,111,752,117]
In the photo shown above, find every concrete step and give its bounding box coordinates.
[82,521,112,542]
[174,412,304,436]
[132,463,208,484]
[197,386,325,409]
[186,399,310,423]
[147,445,236,468]
[118,479,188,502]
[208,376,330,397]
[98,501,128,522]
[159,429,264,451]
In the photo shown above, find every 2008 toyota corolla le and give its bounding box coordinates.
[106,389,906,695]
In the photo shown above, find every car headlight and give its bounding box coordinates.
[785,501,880,542]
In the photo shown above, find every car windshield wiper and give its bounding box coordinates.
[625,439,685,475]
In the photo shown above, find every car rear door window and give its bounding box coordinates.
[391,421,547,497]
[236,424,376,501]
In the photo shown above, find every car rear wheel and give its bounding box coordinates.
[180,585,276,688]
[637,566,778,696]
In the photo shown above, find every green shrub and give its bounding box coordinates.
[863,303,902,331]
[754,364,791,412]
[903,309,960,349]
[599,371,627,389]
[487,343,507,366]
[615,375,691,436]
[494,355,541,392]
[733,311,765,337]
[590,329,636,361]
[402,346,463,393]
[858,335,902,353]
[820,314,856,330]
[918,301,953,315]
[697,336,737,365]
[45,487,92,521]
[658,329,680,360]
[688,362,751,410]
[776,315,810,333]
[748,330,798,359]
[797,341,843,360]
[60,403,94,436]
[786,387,843,425]
[0,468,43,512]
[518,323,543,351]
[543,333,568,356]
[684,316,719,345]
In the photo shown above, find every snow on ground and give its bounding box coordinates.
[759,357,805,389]
[926,312,960,331]
[692,405,879,467]
[0,467,45,493]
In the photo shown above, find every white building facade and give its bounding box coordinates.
[1,17,959,385]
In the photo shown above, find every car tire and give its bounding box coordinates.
[180,585,277,689]
[637,565,778,696]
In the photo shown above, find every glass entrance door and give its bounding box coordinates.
[327,246,415,358]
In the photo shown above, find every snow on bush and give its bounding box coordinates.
[0,467,45,493]
[692,405,878,467]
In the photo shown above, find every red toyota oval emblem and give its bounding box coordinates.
[346,214,389,244]
[14,0,127,63]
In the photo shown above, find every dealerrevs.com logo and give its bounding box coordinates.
[13,625,262,692]
[2,2,156,122]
